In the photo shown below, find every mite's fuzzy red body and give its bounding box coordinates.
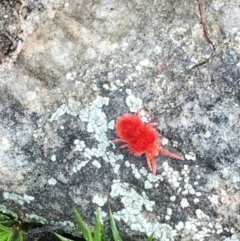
[115,113,184,174]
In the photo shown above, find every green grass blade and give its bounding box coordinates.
[109,210,122,241]
[73,207,93,241]
[16,232,23,241]
[100,223,107,241]
[6,229,14,241]
[0,232,10,241]
[0,214,9,222]
[0,215,17,227]
[14,230,25,241]
[0,221,17,227]
[54,233,74,241]
[0,224,10,232]
[145,232,154,241]
[93,209,102,241]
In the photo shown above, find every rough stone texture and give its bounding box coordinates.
[0,0,22,64]
[0,0,240,240]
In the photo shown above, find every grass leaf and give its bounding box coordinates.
[93,209,102,241]
[109,210,122,241]
[0,222,17,227]
[14,230,25,241]
[0,224,11,232]
[6,229,14,241]
[145,232,154,241]
[100,223,107,241]
[0,215,17,228]
[0,231,10,241]
[0,214,7,222]
[73,207,93,241]
[0,215,16,227]
[54,233,74,241]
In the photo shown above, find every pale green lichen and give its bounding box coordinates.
[0,205,18,218]
[110,180,176,240]
[223,234,240,241]
[48,177,57,186]
[92,193,108,207]
[125,94,142,112]
[3,192,34,205]
[24,214,47,224]
[49,104,77,122]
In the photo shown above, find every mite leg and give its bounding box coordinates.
[146,153,153,173]
[159,147,184,161]
[120,144,128,149]
[147,122,158,127]
[151,155,157,175]
[146,153,157,175]
[112,138,124,143]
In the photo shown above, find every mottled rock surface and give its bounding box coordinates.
[0,0,239,240]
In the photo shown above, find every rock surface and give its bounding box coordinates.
[0,0,240,240]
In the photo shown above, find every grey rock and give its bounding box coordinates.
[0,0,239,240]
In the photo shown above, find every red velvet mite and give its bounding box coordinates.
[114,112,184,174]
